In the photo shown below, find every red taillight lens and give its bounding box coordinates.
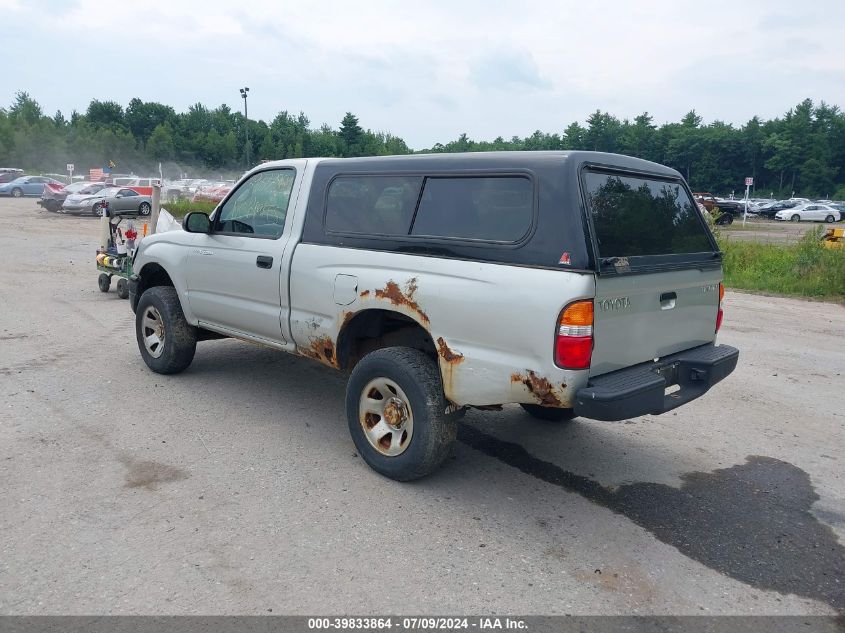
[555,336,593,369]
[555,300,593,369]
[716,282,725,332]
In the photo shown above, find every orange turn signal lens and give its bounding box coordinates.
[719,282,725,302]
[560,300,594,327]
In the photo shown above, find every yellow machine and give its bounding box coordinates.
[821,227,845,249]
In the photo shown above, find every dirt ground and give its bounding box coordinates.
[1,197,843,615]
[720,215,841,243]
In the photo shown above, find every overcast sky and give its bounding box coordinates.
[2,0,844,148]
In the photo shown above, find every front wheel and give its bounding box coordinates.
[790,214,801,222]
[92,203,102,217]
[116,278,129,300]
[135,286,197,374]
[139,202,151,215]
[11,188,23,198]
[520,403,577,422]
[346,347,456,481]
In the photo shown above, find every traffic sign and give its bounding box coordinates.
[66,163,74,172]
[745,177,753,186]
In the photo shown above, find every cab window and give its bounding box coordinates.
[215,169,295,238]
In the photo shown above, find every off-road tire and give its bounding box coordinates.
[520,403,577,422]
[116,278,129,300]
[135,286,197,374]
[346,347,456,481]
[97,273,110,293]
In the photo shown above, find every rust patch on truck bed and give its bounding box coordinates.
[511,371,563,407]
[373,278,430,325]
[360,290,370,298]
[436,337,464,364]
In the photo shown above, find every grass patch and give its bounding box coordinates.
[719,226,845,301]
[160,200,216,219]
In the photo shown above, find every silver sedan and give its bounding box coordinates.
[62,187,152,216]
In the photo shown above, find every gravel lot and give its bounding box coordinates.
[1,197,843,615]
[721,216,841,243]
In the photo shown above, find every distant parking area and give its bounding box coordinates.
[1,197,844,615]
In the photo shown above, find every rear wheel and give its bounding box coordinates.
[98,273,111,293]
[45,199,59,212]
[825,214,835,223]
[135,286,197,374]
[346,347,456,481]
[139,202,151,215]
[520,403,577,422]
[790,214,801,222]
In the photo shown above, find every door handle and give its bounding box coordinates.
[256,255,273,269]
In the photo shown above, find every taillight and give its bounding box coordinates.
[555,300,593,369]
[716,282,725,332]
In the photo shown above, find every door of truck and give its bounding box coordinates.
[582,167,723,377]
[184,167,301,345]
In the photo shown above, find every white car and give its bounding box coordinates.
[774,204,841,222]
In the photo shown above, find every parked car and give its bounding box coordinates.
[754,201,796,219]
[62,186,152,216]
[124,177,163,196]
[692,192,743,224]
[38,181,111,212]
[165,179,209,201]
[774,204,841,223]
[191,181,233,203]
[104,175,137,187]
[0,175,64,197]
[129,152,739,481]
[0,169,25,184]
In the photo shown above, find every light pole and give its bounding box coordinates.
[239,87,250,167]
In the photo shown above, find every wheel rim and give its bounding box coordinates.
[12,189,21,197]
[791,215,800,221]
[826,216,834,223]
[141,306,166,359]
[140,203,150,215]
[358,377,414,457]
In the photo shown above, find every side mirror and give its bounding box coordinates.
[183,211,212,233]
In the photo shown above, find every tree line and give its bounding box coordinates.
[1,92,843,198]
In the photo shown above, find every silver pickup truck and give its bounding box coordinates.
[129,151,738,481]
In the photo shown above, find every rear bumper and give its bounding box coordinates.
[574,343,739,421]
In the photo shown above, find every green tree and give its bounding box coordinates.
[146,123,176,161]
[86,100,126,129]
[339,112,364,157]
